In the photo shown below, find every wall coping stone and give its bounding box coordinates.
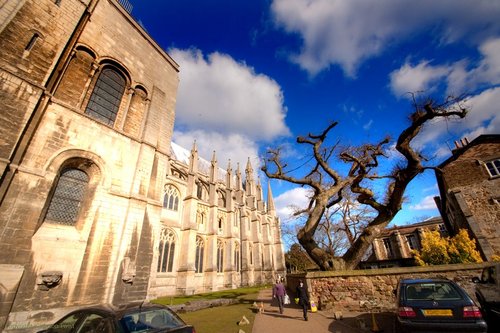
[299,262,492,278]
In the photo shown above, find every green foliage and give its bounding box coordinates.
[414,228,482,266]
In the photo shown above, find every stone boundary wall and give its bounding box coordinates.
[286,262,494,313]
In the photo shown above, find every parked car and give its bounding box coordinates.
[472,263,500,332]
[394,278,487,333]
[37,302,196,333]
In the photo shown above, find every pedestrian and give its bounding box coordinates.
[272,278,287,314]
[296,280,309,321]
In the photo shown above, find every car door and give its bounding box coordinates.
[44,310,113,333]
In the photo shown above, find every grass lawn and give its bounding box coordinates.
[152,285,269,333]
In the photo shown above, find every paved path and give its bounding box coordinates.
[251,289,372,333]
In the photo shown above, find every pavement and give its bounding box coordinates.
[251,288,395,333]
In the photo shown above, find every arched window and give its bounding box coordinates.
[44,168,89,225]
[85,67,126,126]
[157,228,176,273]
[234,242,240,272]
[217,239,224,273]
[163,184,179,211]
[195,236,204,273]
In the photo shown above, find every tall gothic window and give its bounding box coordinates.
[195,236,204,273]
[234,242,240,272]
[163,185,179,211]
[85,67,126,126]
[157,228,176,273]
[217,239,224,273]
[44,168,89,225]
[249,244,253,265]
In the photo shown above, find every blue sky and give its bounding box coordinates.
[128,0,500,227]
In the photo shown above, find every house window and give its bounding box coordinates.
[383,238,394,258]
[163,185,179,211]
[438,223,448,235]
[234,243,240,272]
[44,168,89,225]
[218,217,223,230]
[217,239,224,273]
[406,234,419,251]
[157,228,175,273]
[85,67,126,126]
[195,236,204,273]
[485,159,500,177]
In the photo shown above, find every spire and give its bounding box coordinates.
[189,140,198,173]
[267,181,276,214]
[256,177,263,201]
[245,157,253,176]
[210,150,217,182]
[245,157,254,196]
[235,162,242,191]
[226,159,233,188]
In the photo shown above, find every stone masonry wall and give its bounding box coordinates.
[287,262,493,313]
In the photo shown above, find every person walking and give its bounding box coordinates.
[296,280,309,321]
[272,278,287,314]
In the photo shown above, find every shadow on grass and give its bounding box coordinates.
[153,285,271,306]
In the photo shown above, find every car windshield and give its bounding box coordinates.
[405,282,462,301]
[120,308,185,332]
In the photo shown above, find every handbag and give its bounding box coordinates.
[284,294,290,305]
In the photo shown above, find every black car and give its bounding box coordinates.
[38,302,196,333]
[473,263,500,332]
[394,278,487,333]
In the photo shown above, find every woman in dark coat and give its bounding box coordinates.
[296,280,309,321]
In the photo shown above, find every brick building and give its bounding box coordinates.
[0,0,285,330]
[360,217,447,269]
[434,134,500,260]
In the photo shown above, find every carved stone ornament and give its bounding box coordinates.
[36,271,63,291]
[121,257,136,284]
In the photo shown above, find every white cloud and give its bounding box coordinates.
[274,187,311,221]
[363,119,373,130]
[169,48,290,141]
[271,0,500,76]
[415,87,500,158]
[168,48,291,176]
[410,195,438,211]
[389,38,500,98]
[173,130,260,174]
[389,61,450,97]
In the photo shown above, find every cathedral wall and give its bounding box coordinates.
[0,0,88,166]
[0,0,180,330]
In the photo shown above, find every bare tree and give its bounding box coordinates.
[315,191,374,256]
[262,97,468,270]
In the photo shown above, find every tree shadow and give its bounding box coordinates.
[327,311,395,333]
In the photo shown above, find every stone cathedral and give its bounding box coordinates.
[0,0,286,330]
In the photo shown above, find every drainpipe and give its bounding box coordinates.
[0,0,100,205]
